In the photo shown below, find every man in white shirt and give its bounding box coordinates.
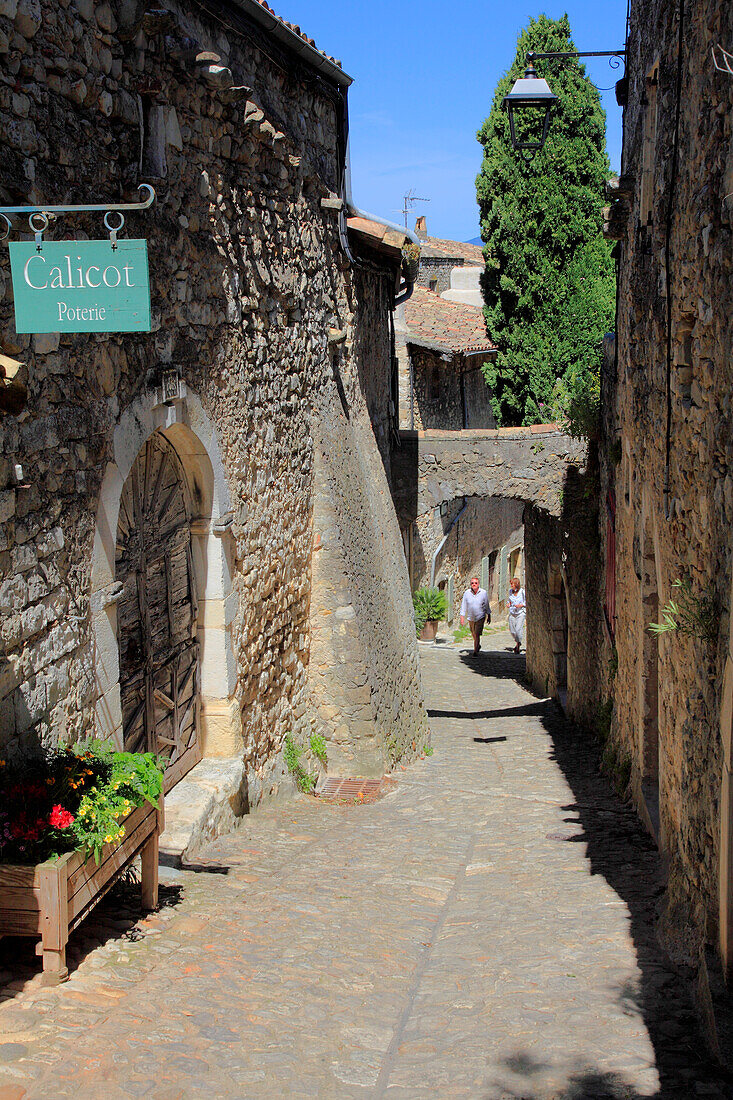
[460,576,490,656]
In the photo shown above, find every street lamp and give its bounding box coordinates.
[503,50,626,156]
[502,61,558,155]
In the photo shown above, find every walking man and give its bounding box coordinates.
[460,575,490,656]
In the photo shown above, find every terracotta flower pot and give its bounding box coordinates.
[419,619,439,642]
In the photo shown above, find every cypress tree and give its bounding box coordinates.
[476,14,616,426]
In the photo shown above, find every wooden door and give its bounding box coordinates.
[116,433,202,792]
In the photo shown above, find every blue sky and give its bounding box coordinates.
[278,1,629,242]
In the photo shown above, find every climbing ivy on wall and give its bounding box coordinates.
[476,14,616,426]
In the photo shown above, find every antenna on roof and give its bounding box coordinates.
[402,188,430,229]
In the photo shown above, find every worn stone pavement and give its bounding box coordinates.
[1,633,732,1099]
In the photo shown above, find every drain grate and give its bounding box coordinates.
[317,776,388,802]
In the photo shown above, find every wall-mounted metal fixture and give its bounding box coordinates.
[503,51,626,157]
[712,44,733,76]
[0,184,156,243]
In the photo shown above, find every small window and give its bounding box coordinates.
[429,278,438,293]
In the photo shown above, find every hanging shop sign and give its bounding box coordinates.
[0,187,155,336]
[9,238,151,334]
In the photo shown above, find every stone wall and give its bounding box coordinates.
[415,257,455,293]
[392,427,585,526]
[524,465,602,731]
[605,0,733,1042]
[409,495,523,620]
[402,348,495,433]
[0,0,426,796]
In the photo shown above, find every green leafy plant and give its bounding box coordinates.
[0,744,164,866]
[607,646,618,681]
[452,622,471,644]
[424,744,434,757]
[402,241,421,282]
[413,587,448,622]
[596,697,613,744]
[283,734,316,794]
[649,576,717,643]
[600,737,632,798]
[385,734,403,768]
[531,440,545,454]
[309,733,328,765]
[547,366,601,442]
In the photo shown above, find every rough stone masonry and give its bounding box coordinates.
[0,0,428,809]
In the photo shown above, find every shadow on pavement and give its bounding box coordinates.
[459,647,733,1099]
[0,877,184,1002]
[429,702,549,720]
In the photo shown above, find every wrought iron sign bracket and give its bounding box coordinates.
[0,185,156,250]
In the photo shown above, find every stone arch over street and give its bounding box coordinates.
[89,384,241,785]
[391,426,586,524]
[391,424,590,705]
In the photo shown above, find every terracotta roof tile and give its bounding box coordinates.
[419,237,485,265]
[404,287,495,355]
[251,0,343,68]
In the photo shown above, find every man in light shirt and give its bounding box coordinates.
[459,575,490,656]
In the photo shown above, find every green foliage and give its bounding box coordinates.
[0,743,163,866]
[413,586,448,638]
[596,697,613,743]
[452,622,471,644]
[476,14,616,426]
[385,734,403,768]
[607,646,618,682]
[413,587,448,621]
[546,364,601,442]
[72,786,133,864]
[600,737,632,798]
[649,576,718,643]
[424,744,434,757]
[72,750,163,865]
[283,734,316,793]
[283,734,301,775]
[531,440,545,454]
[309,733,328,765]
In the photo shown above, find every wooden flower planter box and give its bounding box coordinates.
[0,796,163,984]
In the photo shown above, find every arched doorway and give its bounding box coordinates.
[116,431,202,791]
[90,384,241,788]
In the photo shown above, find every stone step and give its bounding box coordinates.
[159,757,248,867]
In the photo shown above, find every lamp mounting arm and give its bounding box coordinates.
[526,50,627,62]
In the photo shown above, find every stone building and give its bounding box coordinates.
[595,0,733,1052]
[0,0,429,853]
[398,287,496,433]
[413,216,483,305]
[392,281,523,624]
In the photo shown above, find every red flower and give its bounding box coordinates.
[49,805,75,829]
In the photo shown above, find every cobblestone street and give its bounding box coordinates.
[0,634,731,1099]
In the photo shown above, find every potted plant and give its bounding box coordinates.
[402,241,421,283]
[413,586,448,642]
[0,743,164,984]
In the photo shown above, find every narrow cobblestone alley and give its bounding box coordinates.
[0,633,730,1099]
